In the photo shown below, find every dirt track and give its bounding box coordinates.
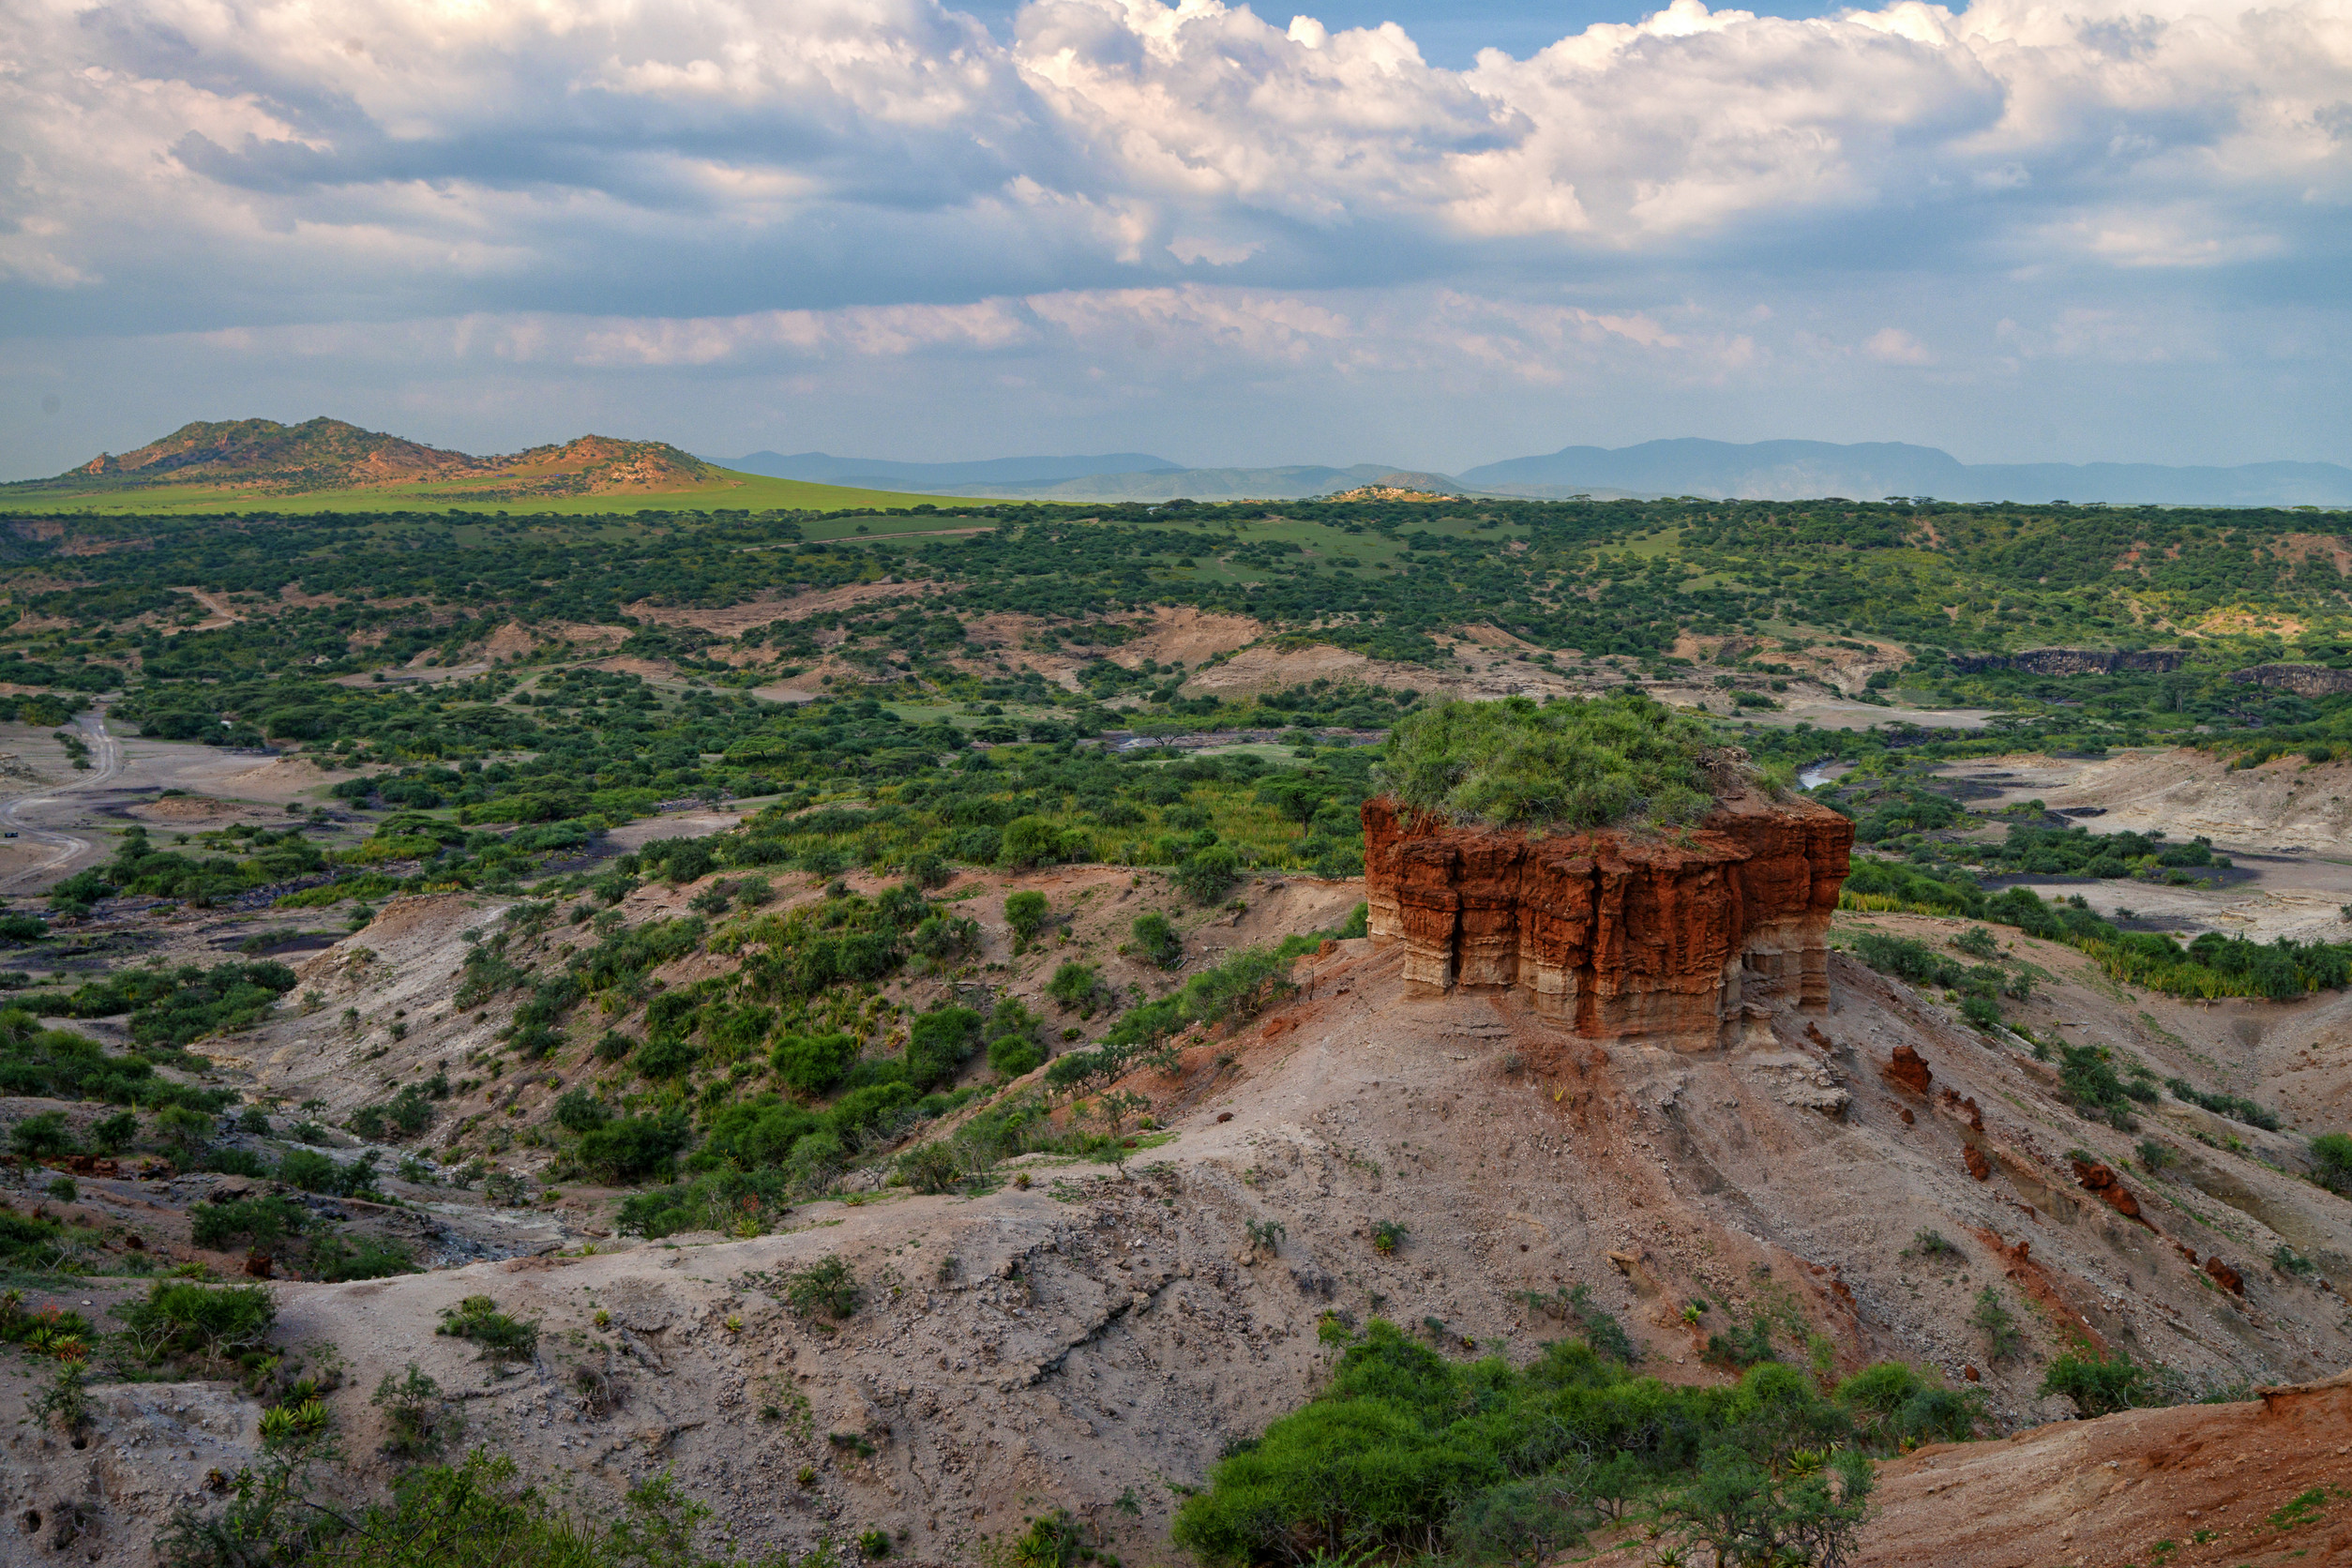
[0,705,125,893]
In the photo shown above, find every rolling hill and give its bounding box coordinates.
[3,417,955,515]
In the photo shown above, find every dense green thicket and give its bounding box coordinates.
[19,960,299,1048]
[0,1008,235,1112]
[1947,820,2222,882]
[1378,692,1724,828]
[1840,857,2352,1003]
[6,497,2346,789]
[1174,1320,1975,1567]
[48,826,326,913]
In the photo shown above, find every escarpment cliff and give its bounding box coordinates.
[1362,791,1852,1048]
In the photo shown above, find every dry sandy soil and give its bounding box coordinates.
[4,854,2349,1563]
[0,709,354,894]
[1932,749,2352,948]
[1939,749,2352,856]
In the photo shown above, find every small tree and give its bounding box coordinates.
[785,1257,861,1320]
[1004,890,1052,943]
[1451,1477,1588,1567]
[9,1111,76,1159]
[156,1104,214,1161]
[1130,912,1184,969]
[88,1111,139,1155]
[1175,846,1240,905]
[1093,1091,1150,1138]
[1046,961,1102,1015]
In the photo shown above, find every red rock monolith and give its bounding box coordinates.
[1362,788,1851,1049]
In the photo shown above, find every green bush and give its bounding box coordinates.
[1173,1320,1922,1567]
[551,1089,608,1133]
[2311,1132,2352,1196]
[615,1166,793,1240]
[190,1195,309,1253]
[1175,845,1240,905]
[1045,961,1101,1013]
[168,1449,775,1567]
[784,1256,860,1319]
[771,1030,858,1096]
[1852,932,1968,989]
[909,913,978,966]
[276,1148,384,1198]
[275,1149,339,1192]
[905,1007,984,1092]
[1003,890,1051,941]
[9,1110,76,1158]
[2040,1347,2146,1416]
[630,1033,699,1079]
[116,1280,275,1365]
[435,1295,538,1361]
[224,1130,285,1176]
[897,1141,961,1195]
[23,958,300,1048]
[1953,926,2000,958]
[309,1234,418,1283]
[371,1364,455,1462]
[2058,1046,2140,1130]
[2165,1076,2280,1131]
[1377,693,1718,829]
[1969,1287,2021,1361]
[572,1115,689,1183]
[998,818,1066,871]
[0,912,48,942]
[1131,912,1184,969]
[88,1110,139,1153]
[988,1035,1045,1078]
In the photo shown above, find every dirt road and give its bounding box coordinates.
[0,705,122,893]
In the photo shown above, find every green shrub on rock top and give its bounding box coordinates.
[1376,693,1720,830]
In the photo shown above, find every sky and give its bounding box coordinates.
[3,0,2349,480]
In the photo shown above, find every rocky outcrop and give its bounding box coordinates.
[1362,789,1851,1049]
[1948,648,2186,675]
[2072,1159,2148,1225]
[1882,1045,1934,1096]
[2227,662,2352,697]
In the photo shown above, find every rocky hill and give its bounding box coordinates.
[13,418,731,501]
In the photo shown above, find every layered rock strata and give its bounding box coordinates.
[1362,790,1852,1049]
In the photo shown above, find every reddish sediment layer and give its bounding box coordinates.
[1362,791,1853,1048]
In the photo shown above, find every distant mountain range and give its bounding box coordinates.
[727,438,2352,506]
[19,423,2345,508]
[14,417,732,501]
[1455,439,2352,506]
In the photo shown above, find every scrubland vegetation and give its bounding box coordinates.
[1,486,2350,1565]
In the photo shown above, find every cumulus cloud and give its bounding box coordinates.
[1,0,2348,471]
[1862,326,1934,364]
[7,0,2345,306]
